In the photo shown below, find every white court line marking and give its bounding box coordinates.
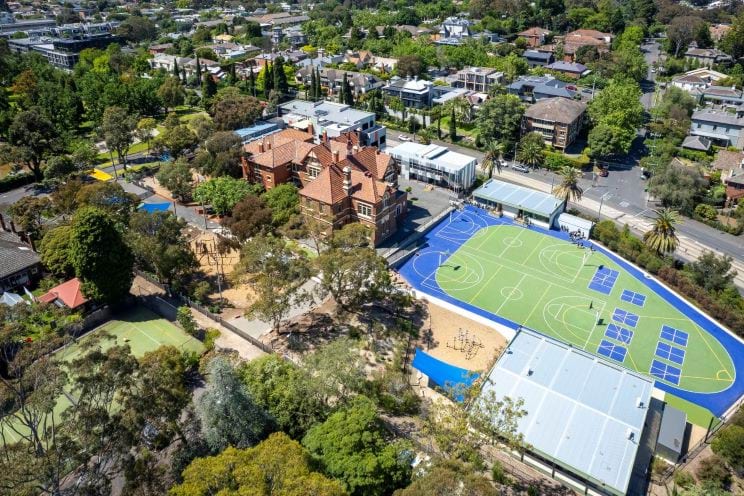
[494,274,527,315]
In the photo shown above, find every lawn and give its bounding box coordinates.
[399,206,744,424]
[2,306,203,443]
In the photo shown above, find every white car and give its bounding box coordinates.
[398,134,411,142]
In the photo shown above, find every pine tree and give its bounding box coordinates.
[449,107,457,141]
[229,64,237,85]
[181,66,187,84]
[202,72,217,102]
[310,68,317,101]
[264,62,274,99]
[314,67,321,100]
[249,66,256,97]
[342,72,353,106]
[172,58,179,78]
[274,56,287,96]
[195,57,202,82]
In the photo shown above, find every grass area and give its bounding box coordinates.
[0,163,13,179]
[423,213,735,396]
[2,306,203,443]
[664,394,720,428]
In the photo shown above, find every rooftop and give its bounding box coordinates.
[388,142,476,172]
[524,97,587,123]
[0,231,40,280]
[691,109,744,126]
[479,328,653,495]
[279,100,374,125]
[473,179,564,216]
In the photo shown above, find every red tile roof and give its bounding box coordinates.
[39,278,88,309]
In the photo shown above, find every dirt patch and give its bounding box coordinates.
[419,301,506,373]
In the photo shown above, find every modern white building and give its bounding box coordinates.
[388,142,477,193]
[473,179,564,229]
[277,99,386,148]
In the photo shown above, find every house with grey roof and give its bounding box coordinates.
[681,135,712,152]
[522,49,553,68]
[508,75,577,103]
[382,77,434,109]
[522,97,586,150]
[685,44,733,68]
[701,86,744,107]
[690,109,744,149]
[545,61,589,79]
[0,230,41,293]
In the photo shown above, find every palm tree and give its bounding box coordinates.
[643,208,681,255]
[482,142,504,177]
[517,132,545,168]
[554,166,584,204]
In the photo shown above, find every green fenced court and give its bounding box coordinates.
[2,306,203,443]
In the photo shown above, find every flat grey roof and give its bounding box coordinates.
[279,100,374,125]
[657,405,686,455]
[388,142,477,171]
[473,179,564,217]
[480,329,653,495]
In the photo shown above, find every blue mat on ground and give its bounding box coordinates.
[139,202,171,213]
[656,342,686,365]
[412,348,479,401]
[588,267,619,295]
[620,289,646,307]
[660,325,689,347]
[597,340,627,362]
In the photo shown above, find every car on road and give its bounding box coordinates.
[398,134,411,142]
[650,68,656,73]
[512,164,530,173]
[598,167,609,177]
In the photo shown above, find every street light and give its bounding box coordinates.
[598,192,610,220]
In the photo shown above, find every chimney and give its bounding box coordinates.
[352,145,359,154]
[346,139,353,156]
[240,158,249,179]
[343,166,352,194]
[307,122,314,137]
[322,130,328,143]
[258,142,265,153]
[333,150,340,163]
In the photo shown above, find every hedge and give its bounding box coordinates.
[591,220,744,336]
[543,151,590,170]
[0,172,35,193]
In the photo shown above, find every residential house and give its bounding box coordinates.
[294,66,383,98]
[546,29,611,62]
[690,109,744,149]
[710,150,744,201]
[148,43,173,54]
[671,68,727,93]
[451,67,504,93]
[39,278,88,310]
[710,24,732,42]
[508,75,577,103]
[278,100,386,148]
[680,135,712,152]
[518,27,550,47]
[150,53,222,79]
[382,77,433,109]
[440,16,472,38]
[724,170,744,201]
[0,230,41,293]
[545,61,589,79]
[397,25,433,38]
[522,97,586,150]
[523,49,554,68]
[242,128,316,189]
[685,44,733,67]
[702,86,744,108]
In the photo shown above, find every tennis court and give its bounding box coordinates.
[2,306,203,443]
[398,206,744,419]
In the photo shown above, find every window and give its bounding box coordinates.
[308,166,320,178]
[357,203,372,218]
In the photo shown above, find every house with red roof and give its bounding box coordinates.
[39,278,88,310]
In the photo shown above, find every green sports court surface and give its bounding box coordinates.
[399,206,744,420]
[2,306,203,443]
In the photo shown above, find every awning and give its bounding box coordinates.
[89,168,113,181]
[138,202,171,213]
[412,348,479,401]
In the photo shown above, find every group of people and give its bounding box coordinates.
[566,229,595,251]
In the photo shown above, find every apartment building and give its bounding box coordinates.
[522,97,587,150]
[452,67,504,93]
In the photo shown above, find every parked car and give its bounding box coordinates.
[512,164,530,173]
[398,134,411,142]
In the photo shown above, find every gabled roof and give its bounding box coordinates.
[300,163,391,205]
[339,147,394,181]
[0,232,40,280]
[243,128,313,155]
[39,278,88,309]
[681,135,712,151]
[566,29,611,41]
[518,27,550,37]
[546,61,588,73]
[712,150,744,170]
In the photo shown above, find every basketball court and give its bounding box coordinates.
[398,206,744,419]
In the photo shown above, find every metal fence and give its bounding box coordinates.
[134,270,274,355]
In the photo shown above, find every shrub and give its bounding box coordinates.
[491,460,509,485]
[177,306,198,335]
[673,470,695,489]
[696,454,731,489]
[0,172,35,193]
[204,328,220,351]
[694,203,718,222]
[711,425,744,475]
